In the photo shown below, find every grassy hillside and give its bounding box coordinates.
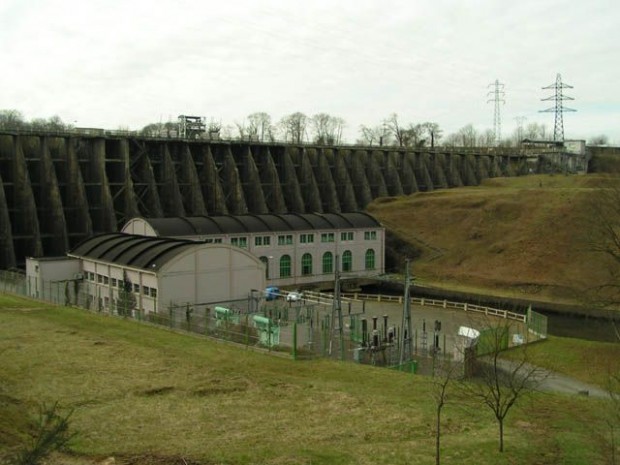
[368,174,618,310]
[0,295,617,465]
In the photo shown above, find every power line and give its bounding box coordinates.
[540,73,576,142]
[487,79,505,146]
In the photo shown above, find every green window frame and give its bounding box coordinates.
[342,250,352,272]
[322,252,333,274]
[301,253,313,276]
[280,255,291,278]
[365,249,375,270]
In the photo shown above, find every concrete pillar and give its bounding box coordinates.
[62,137,93,244]
[295,147,322,213]
[257,146,287,213]
[199,144,227,215]
[39,137,68,255]
[89,139,118,232]
[402,153,419,194]
[311,148,340,213]
[460,154,478,186]
[12,136,43,258]
[346,149,373,208]
[476,155,491,183]
[446,154,464,187]
[159,144,186,217]
[331,148,358,212]
[180,144,207,216]
[118,138,141,221]
[367,151,389,198]
[0,172,16,268]
[415,152,434,192]
[221,146,248,215]
[489,155,502,178]
[241,146,268,214]
[384,151,404,196]
[430,153,448,189]
[134,149,164,217]
[279,146,305,212]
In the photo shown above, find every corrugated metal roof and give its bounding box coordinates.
[68,233,199,271]
[127,212,381,236]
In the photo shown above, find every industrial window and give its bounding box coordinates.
[300,234,314,244]
[322,252,333,274]
[255,236,271,247]
[342,250,352,272]
[301,253,313,276]
[205,238,223,244]
[103,276,109,285]
[278,235,293,246]
[364,231,377,240]
[133,284,140,293]
[143,286,149,295]
[365,249,376,270]
[231,237,248,248]
[340,232,354,241]
[111,278,117,287]
[321,233,335,243]
[97,274,103,284]
[89,272,95,281]
[150,288,157,298]
[280,255,292,278]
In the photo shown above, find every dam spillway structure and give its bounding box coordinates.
[0,131,527,269]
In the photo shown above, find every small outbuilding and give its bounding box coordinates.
[67,233,265,314]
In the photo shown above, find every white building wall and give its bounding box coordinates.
[159,245,265,306]
[25,257,81,300]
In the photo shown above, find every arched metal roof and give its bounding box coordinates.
[123,212,381,237]
[68,233,199,271]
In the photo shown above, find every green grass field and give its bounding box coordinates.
[0,295,617,465]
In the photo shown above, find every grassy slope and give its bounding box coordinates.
[0,296,615,465]
[367,174,618,308]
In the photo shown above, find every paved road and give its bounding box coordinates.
[492,358,611,399]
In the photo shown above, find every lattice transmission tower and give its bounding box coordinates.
[540,73,576,142]
[487,79,505,146]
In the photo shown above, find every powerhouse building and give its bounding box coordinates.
[121,213,385,289]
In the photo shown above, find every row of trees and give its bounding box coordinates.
[0,110,73,132]
[1,108,611,147]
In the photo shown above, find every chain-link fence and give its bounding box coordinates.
[1,270,547,375]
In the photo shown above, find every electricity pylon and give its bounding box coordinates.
[540,73,576,142]
[487,79,505,147]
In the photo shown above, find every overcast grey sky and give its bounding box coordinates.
[1,0,618,143]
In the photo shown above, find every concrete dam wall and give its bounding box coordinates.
[0,133,526,269]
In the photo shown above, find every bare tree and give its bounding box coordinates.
[247,112,272,142]
[432,359,461,465]
[279,112,308,144]
[589,134,610,146]
[0,109,25,129]
[310,113,345,145]
[402,123,425,147]
[383,113,407,147]
[358,125,387,146]
[463,318,544,452]
[421,122,443,148]
[457,124,478,147]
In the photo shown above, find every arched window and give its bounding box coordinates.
[342,250,352,272]
[322,252,333,274]
[280,255,291,278]
[301,253,313,276]
[365,249,375,270]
